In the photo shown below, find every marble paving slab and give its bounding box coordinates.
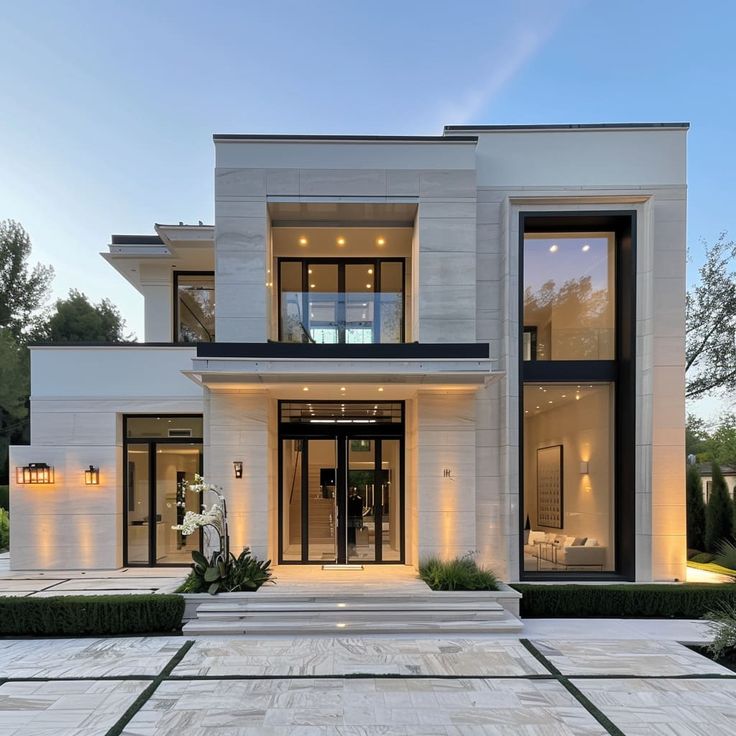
[0,637,183,678]
[0,679,148,735]
[122,677,607,735]
[173,637,548,677]
[575,677,736,734]
[532,639,731,676]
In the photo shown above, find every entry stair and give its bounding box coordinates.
[183,590,524,636]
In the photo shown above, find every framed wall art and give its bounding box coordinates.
[537,444,563,528]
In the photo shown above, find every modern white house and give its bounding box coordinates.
[10,122,688,582]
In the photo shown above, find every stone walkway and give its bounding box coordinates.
[0,634,733,735]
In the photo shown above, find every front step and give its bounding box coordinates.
[183,591,524,636]
[183,616,523,636]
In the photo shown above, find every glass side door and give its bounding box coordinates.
[306,438,338,562]
[307,263,340,344]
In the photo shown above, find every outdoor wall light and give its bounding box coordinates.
[16,463,55,484]
[579,461,590,475]
[233,461,243,479]
[84,465,100,485]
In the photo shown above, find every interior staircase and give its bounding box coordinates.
[183,589,523,635]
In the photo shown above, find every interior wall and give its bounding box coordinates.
[523,388,614,567]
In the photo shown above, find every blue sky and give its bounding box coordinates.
[2,0,735,350]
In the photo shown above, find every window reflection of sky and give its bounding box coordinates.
[524,236,610,293]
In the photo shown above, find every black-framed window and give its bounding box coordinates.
[278,258,405,344]
[174,271,215,342]
[123,414,203,567]
[520,212,636,580]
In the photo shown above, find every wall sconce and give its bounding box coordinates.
[233,461,243,479]
[16,463,55,484]
[579,461,590,475]
[84,465,100,485]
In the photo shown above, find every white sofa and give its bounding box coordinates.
[525,531,607,570]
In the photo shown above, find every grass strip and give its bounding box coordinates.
[520,639,625,736]
[104,639,194,736]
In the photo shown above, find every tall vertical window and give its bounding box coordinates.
[175,272,215,342]
[520,213,635,578]
[278,259,405,344]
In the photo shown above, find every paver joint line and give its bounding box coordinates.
[103,639,194,736]
[520,638,626,736]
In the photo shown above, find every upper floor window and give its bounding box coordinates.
[279,259,404,344]
[523,233,615,360]
[175,272,215,342]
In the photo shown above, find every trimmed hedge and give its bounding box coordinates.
[0,594,185,636]
[512,583,736,619]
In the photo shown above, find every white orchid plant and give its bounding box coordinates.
[171,473,230,559]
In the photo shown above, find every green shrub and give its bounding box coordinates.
[0,594,184,636]
[419,555,498,591]
[691,552,716,564]
[715,540,736,573]
[705,462,733,552]
[0,485,8,511]
[512,583,736,619]
[687,463,706,551]
[706,601,736,659]
[0,508,8,551]
[687,548,703,560]
[179,547,272,594]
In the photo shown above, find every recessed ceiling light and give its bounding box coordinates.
[310,283,316,288]
[582,244,590,252]
[303,387,309,392]
[368,268,373,274]
[308,268,313,274]
[377,238,385,245]
[378,387,384,392]
[340,387,346,392]
[549,244,559,253]
[366,283,372,289]
[299,237,308,245]
[548,400,553,404]
[536,405,540,409]
[337,237,346,245]
[561,394,567,398]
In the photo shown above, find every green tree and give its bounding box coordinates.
[0,328,29,483]
[687,234,736,399]
[686,413,711,460]
[0,220,53,340]
[686,462,706,551]
[42,289,130,343]
[705,462,734,552]
[708,413,736,466]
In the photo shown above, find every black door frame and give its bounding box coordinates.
[122,415,204,567]
[278,401,405,564]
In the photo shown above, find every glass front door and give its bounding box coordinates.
[280,433,403,564]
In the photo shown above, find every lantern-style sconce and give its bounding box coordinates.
[233,461,243,479]
[84,465,100,485]
[16,463,55,484]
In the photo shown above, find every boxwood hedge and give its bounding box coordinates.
[512,583,736,619]
[0,594,185,636]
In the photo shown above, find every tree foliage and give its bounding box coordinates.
[686,462,706,551]
[688,412,736,465]
[0,328,29,482]
[705,462,734,553]
[687,234,736,399]
[0,220,53,340]
[42,289,129,343]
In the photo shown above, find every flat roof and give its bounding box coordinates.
[213,133,478,143]
[444,122,690,132]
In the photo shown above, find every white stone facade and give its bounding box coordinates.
[9,124,688,581]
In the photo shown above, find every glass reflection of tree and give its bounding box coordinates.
[524,276,610,359]
[179,285,215,342]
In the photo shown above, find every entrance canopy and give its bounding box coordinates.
[184,342,502,391]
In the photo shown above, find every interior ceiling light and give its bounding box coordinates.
[582,243,590,252]
[337,237,346,245]
[368,268,373,274]
[378,387,384,392]
[377,238,385,245]
[299,237,308,245]
[549,244,559,253]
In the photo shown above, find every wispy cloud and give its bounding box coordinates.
[432,5,571,129]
